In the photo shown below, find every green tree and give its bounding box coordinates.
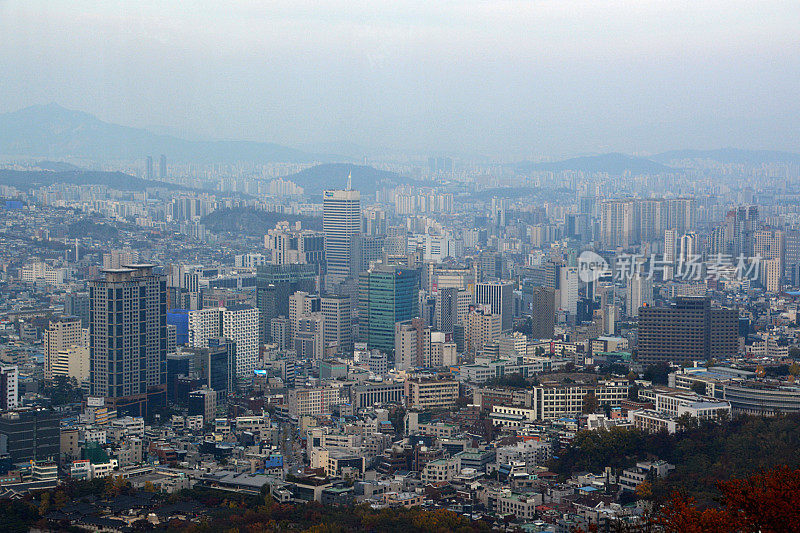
[675,413,698,432]
[690,382,706,395]
[582,392,599,414]
[643,363,671,385]
[628,382,641,401]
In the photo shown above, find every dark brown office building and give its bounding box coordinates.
[637,297,738,365]
[0,408,61,464]
[531,286,555,339]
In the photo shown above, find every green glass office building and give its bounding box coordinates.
[359,265,420,354]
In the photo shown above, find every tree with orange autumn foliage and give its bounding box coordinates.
[657,465,800,533]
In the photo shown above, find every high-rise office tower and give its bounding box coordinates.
[603,304,617,336]
[89,264,167,417]
[44,316,85,380]
[1,365,19,410]
[663,229,678,280]
[323,186,361,287]
[626,274,653,317]
[270,316,291,350]
[754,228,784,292]
[264,223,325,266]
[394,318,431,371]
[288,291,321,341]
[356,234,386,272]
[434,287,471,333]
[255,264,317,343]
[294,313,325,359]
[530,286,555,339]
[159,154,167,178]
[433,264,477,291]
[557,266,579,316]
[475,281,514,331]
[52,346,90,384]
[753,228,785,273]
[578,193,596,217]
[362,207,387,236]
[479,251,505,281]
[667,198,695,236]
[220,305,260,378]
[204,337,235,398]
[638,199,666,243]
[679,232,700,271]
[723,206,759,257]
[565,213,591,243]
[103,249,140,270]
[466,306,502,355]
[321,295,352,353]
[359,265,420,354]
[146,156,154,180]
[64,292,91,326]
[188,308,222,348]
[783,229,800,279]
[188,387,217,424]
[600,199,638,249]
[638,297,737,365]
[0,408,60,463]
[490,197,508,227]
[429,332,457,367]
[761,258,783,293]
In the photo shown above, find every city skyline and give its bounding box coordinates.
[3,2,800,530]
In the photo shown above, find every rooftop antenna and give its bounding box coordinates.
[346,170,352,191]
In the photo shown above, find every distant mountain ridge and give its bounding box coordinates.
[651,148,800,165]
[282,163,415,195]
[0,169,189,192]
[0,103,336,164]
[516,153,673,175]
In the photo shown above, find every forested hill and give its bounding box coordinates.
[200,207,322,236]
[283,163,414,195]
[0,169,187,192]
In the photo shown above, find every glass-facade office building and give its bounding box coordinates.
[359,266,420,354]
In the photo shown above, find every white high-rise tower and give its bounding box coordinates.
[323,174,361,287]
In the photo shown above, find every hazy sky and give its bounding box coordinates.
[1,1,799,159]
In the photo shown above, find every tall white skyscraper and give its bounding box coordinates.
[220,306,260,377]
[664,229,678,280]
[475,281,514,331]
[679,232,699,263]
[558,266,579,316]
[323,183,361,287]
[188,307,223,347]
[0,365,19,410]
[188,306,259,377]
[626,274,653,317]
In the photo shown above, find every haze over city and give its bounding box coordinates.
[2,1,799,158]
[3,2,800,532]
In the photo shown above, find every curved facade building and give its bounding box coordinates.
[722,382,800,415]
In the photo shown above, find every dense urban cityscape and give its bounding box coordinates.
[2,128,800,531]
[3,2,800,532]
